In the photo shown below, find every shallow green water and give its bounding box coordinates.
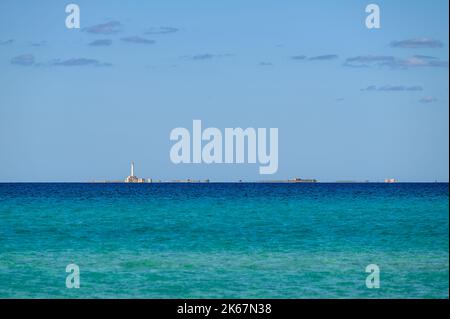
[0,183,448,298]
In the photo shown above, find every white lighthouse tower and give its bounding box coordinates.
[125,161,145,183]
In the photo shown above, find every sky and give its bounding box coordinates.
[0,0,448,182]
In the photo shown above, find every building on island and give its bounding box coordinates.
[288,178,318,183]
[125,162,146,183]
[384,178,397,183]
[170,179,210,183]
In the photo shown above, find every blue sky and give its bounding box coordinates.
[0,0,448,182]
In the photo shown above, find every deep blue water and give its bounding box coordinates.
[0,183,448,298]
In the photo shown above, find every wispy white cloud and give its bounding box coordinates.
[308,54,338,61]
[10,54,112,67]
[121,36,155,44]
[390,38,444,49]
[30,41,47,47]
[290,54,338,61]
[10,54,35,66]
[83,21,121,35]
[144,27,179,35]
[0,39,14,45]
[361,85,423,92]
[50,58,112,67]
[290,55,306,60]
[183,53,233,61]
[344,55,448,69]
[419,96,438,103]
[89,39,113,47]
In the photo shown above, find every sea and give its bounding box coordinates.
[0,182,448,298]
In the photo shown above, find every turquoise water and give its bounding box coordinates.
[0,183,448,298]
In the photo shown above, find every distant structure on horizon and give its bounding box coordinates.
[288,178,318,183]
[259,177,318,183]
[384,178,397,183]
[171,179,210,183]
[125,162,146,183]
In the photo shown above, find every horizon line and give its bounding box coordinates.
[0,180,448,184]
